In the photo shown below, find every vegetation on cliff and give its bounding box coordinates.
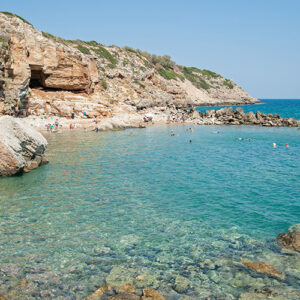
[0,11,258,117]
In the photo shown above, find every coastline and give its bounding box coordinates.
[17,104,300,134]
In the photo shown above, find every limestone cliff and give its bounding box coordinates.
[0,12,260,118]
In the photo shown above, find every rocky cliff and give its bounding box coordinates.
[0,12,260,119]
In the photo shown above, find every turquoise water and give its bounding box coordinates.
[0,101,299,299]
[197,99,300,119]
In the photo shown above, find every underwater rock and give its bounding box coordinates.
[86,284,112,299]
[241,260,285,280]
[173,275,190,293]
[106,266,136,287]
[115,283,136,294]
[135,273,159,289]
[277,230,300,252]
[92,246,112,256]
[288,224,300,232]
[141,287,165,300]
[110,294,140,300]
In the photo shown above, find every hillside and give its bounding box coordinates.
[0,12,260,118]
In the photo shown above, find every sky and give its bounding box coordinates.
[1,0,299,98]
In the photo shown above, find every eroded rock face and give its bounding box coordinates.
[277,230,300,252]
[0,116,48,176]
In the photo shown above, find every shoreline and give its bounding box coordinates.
[16,104,300,134]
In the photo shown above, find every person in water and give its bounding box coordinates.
[189,139,192,143]
[272,142,277,148]
[171,130,175,136]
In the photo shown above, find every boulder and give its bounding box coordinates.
[235,107,245,116]
[255,111,265,123]
[205,110,216,118]
[277,230,300,252]
[243,111,257,124]
[0,116,48,176]
[215,107,233,117]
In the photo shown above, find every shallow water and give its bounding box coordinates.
[0,123,300,298]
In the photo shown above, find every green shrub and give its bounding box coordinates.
[77,45,91,55]
[142,59,152,69]
[223,79,234,89]
[124,46,137,54]
[42,32,69,46]
[93,46,117,66]
[1,11,32,25]
[42,31,55,39]
[158,67,184,81]
[200,69,221,79]
[183,67,211,90]
[158,68,176,80]
[151,54,175,69]
[108,63,116,69]
[0,38,8,49]
[85,40,99,47]
[133,80,145,88]
[123,58,130,66]
[101,80,108,89]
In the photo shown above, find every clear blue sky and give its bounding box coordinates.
[2,0,299,98]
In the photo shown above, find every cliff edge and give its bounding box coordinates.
[0,12,260,119]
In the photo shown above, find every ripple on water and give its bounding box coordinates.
[0,125,299,299]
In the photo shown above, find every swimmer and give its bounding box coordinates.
[189,139,192,143]
[171,130,175,136]
[272,142,277,148]
[130,130,133,136]
[236,137,243,141]
[285,143,289,147]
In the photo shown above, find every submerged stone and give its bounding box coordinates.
[106,266,136,287]
[174,275,190,293]
[141,287,165,300]
[241,260,285,280]
[277,230,300,252]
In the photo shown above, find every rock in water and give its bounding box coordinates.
[142,287,165,300]
[277,230,300,252]
[0,116,48,176]
[241,260,285,280]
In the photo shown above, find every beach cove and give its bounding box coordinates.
[0,108,299,298]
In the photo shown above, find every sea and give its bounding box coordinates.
[0,99,299,299]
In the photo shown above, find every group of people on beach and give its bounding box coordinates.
[167,115,186,123]
[45,120,60,132]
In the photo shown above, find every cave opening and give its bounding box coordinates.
[29,67,46,89]
[28,66,86,93]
